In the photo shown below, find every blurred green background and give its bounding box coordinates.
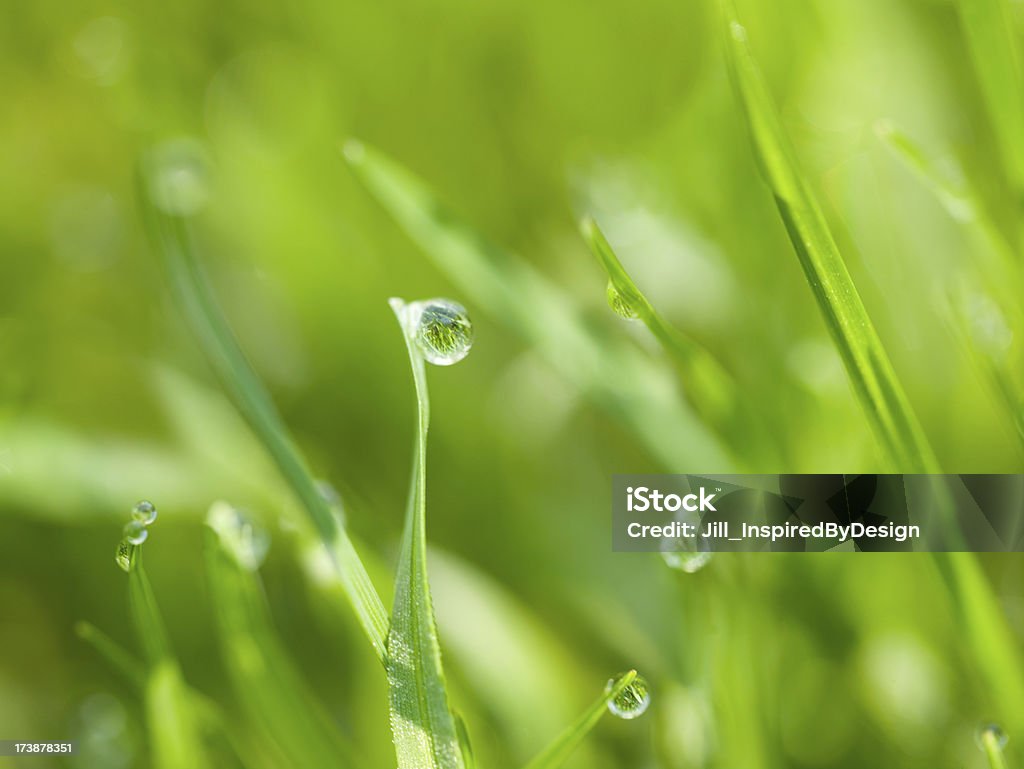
[2,0,1024,766]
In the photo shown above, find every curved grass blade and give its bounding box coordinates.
[138,159,389,662]
[74,621,146,688]
[387,298,465,769]
[344,142,734,471]
[521,671,638,769]
[203,502,357,769]
[957,0,1024,200]
[718,0,939,474]
[981,727,1010,769]
[581,215,775,461]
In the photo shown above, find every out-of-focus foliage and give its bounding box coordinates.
[1,0,1024,767]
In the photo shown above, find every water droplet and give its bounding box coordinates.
[131,500,157,526]
[606,281,639,320]
[730,21,748,43]
[976,722,1008,751]
[660,509,712,573]
[207,502,270,570]
[661,546,712,574]
[406,298,474,366]
[146,138,212,216]
[606,673,651,719]
[115,540,132,572]
[122,521,148,545]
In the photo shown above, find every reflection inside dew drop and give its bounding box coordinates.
[660,511,712,574]
[606,673,651,719]
[606,281,639,320]
[976,722,1008,751]
[114,540,132,573]
[400,298,474,366]
[147,138,212,216]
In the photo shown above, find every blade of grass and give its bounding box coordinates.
[874,123,1024,450]
[74,621,146,688]
[386,298,465,769]
[203,501,357,769]
[521,671,638,769]
[718,0,939,474]
[981,727,1010,769]
[138,159,389,662]
[125,547,211,769]
[957,0,1024,201]
[581,215,775,462]
[344,141,735,471]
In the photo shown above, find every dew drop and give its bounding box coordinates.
[606,673,651,719]
[661,547,712,574]
[606,281,639,320]
[114,540,132,573]
[131,500,157,526]
[123,520,148,545]
[207,502,270,570]
[146,138,212,216]
[976,722,1008,751]
[407,298,474,366]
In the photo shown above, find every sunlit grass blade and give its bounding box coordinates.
[957,0,1024,200]
[203,501,357,769]
[521,671,638,769]
[980,726,1010,769]
[581,215,774,461]
[386,298,465,769]
[718,0,939,474]
[344,141,735,471]
[138,159,389,662]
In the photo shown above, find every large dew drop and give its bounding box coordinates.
[115,539,132,573]
[131,500,158,525]
[409,298,474,366]
[606,281,639,320]
[606,673,651,720]
[122,520,148,545]
[976,722,1009,751]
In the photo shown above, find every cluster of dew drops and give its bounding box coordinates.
[115,500,158,572]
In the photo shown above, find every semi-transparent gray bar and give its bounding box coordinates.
[612,474,1024,552]
[0,741,76,756]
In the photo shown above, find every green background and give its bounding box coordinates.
[2,0,1023,767]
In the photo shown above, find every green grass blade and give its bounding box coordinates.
[521,671,638,769]
[204,501,357,769]
[581,215,774,460]
[386,298,465,769]
[981,727,1010,769]
[344,141,734,471]
[74,621,146,688]
[128,547,174,667]
[138,159,389,662]
[957,0,1024,198]
[718,0,940,473]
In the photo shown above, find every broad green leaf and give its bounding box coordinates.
[718,0,939,474]
[204,501,357,769]
[957,0,1024,197]
[139,158,389,662]
[386,298,465,769]
[521,671,639,769]
[344,141,734,471]
[581,215,775,462]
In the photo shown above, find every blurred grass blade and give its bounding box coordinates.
[74,621,146,688]
[138,159,389,662]
[387,298,465,769]
[581,215,774,461]
[957,0,1024,199]
[874,123,1024,449]
[521,671,637,769]
[126,548,211,769]
[204,502,357,769]
[718,0,939,473]
[344,141,735,471]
